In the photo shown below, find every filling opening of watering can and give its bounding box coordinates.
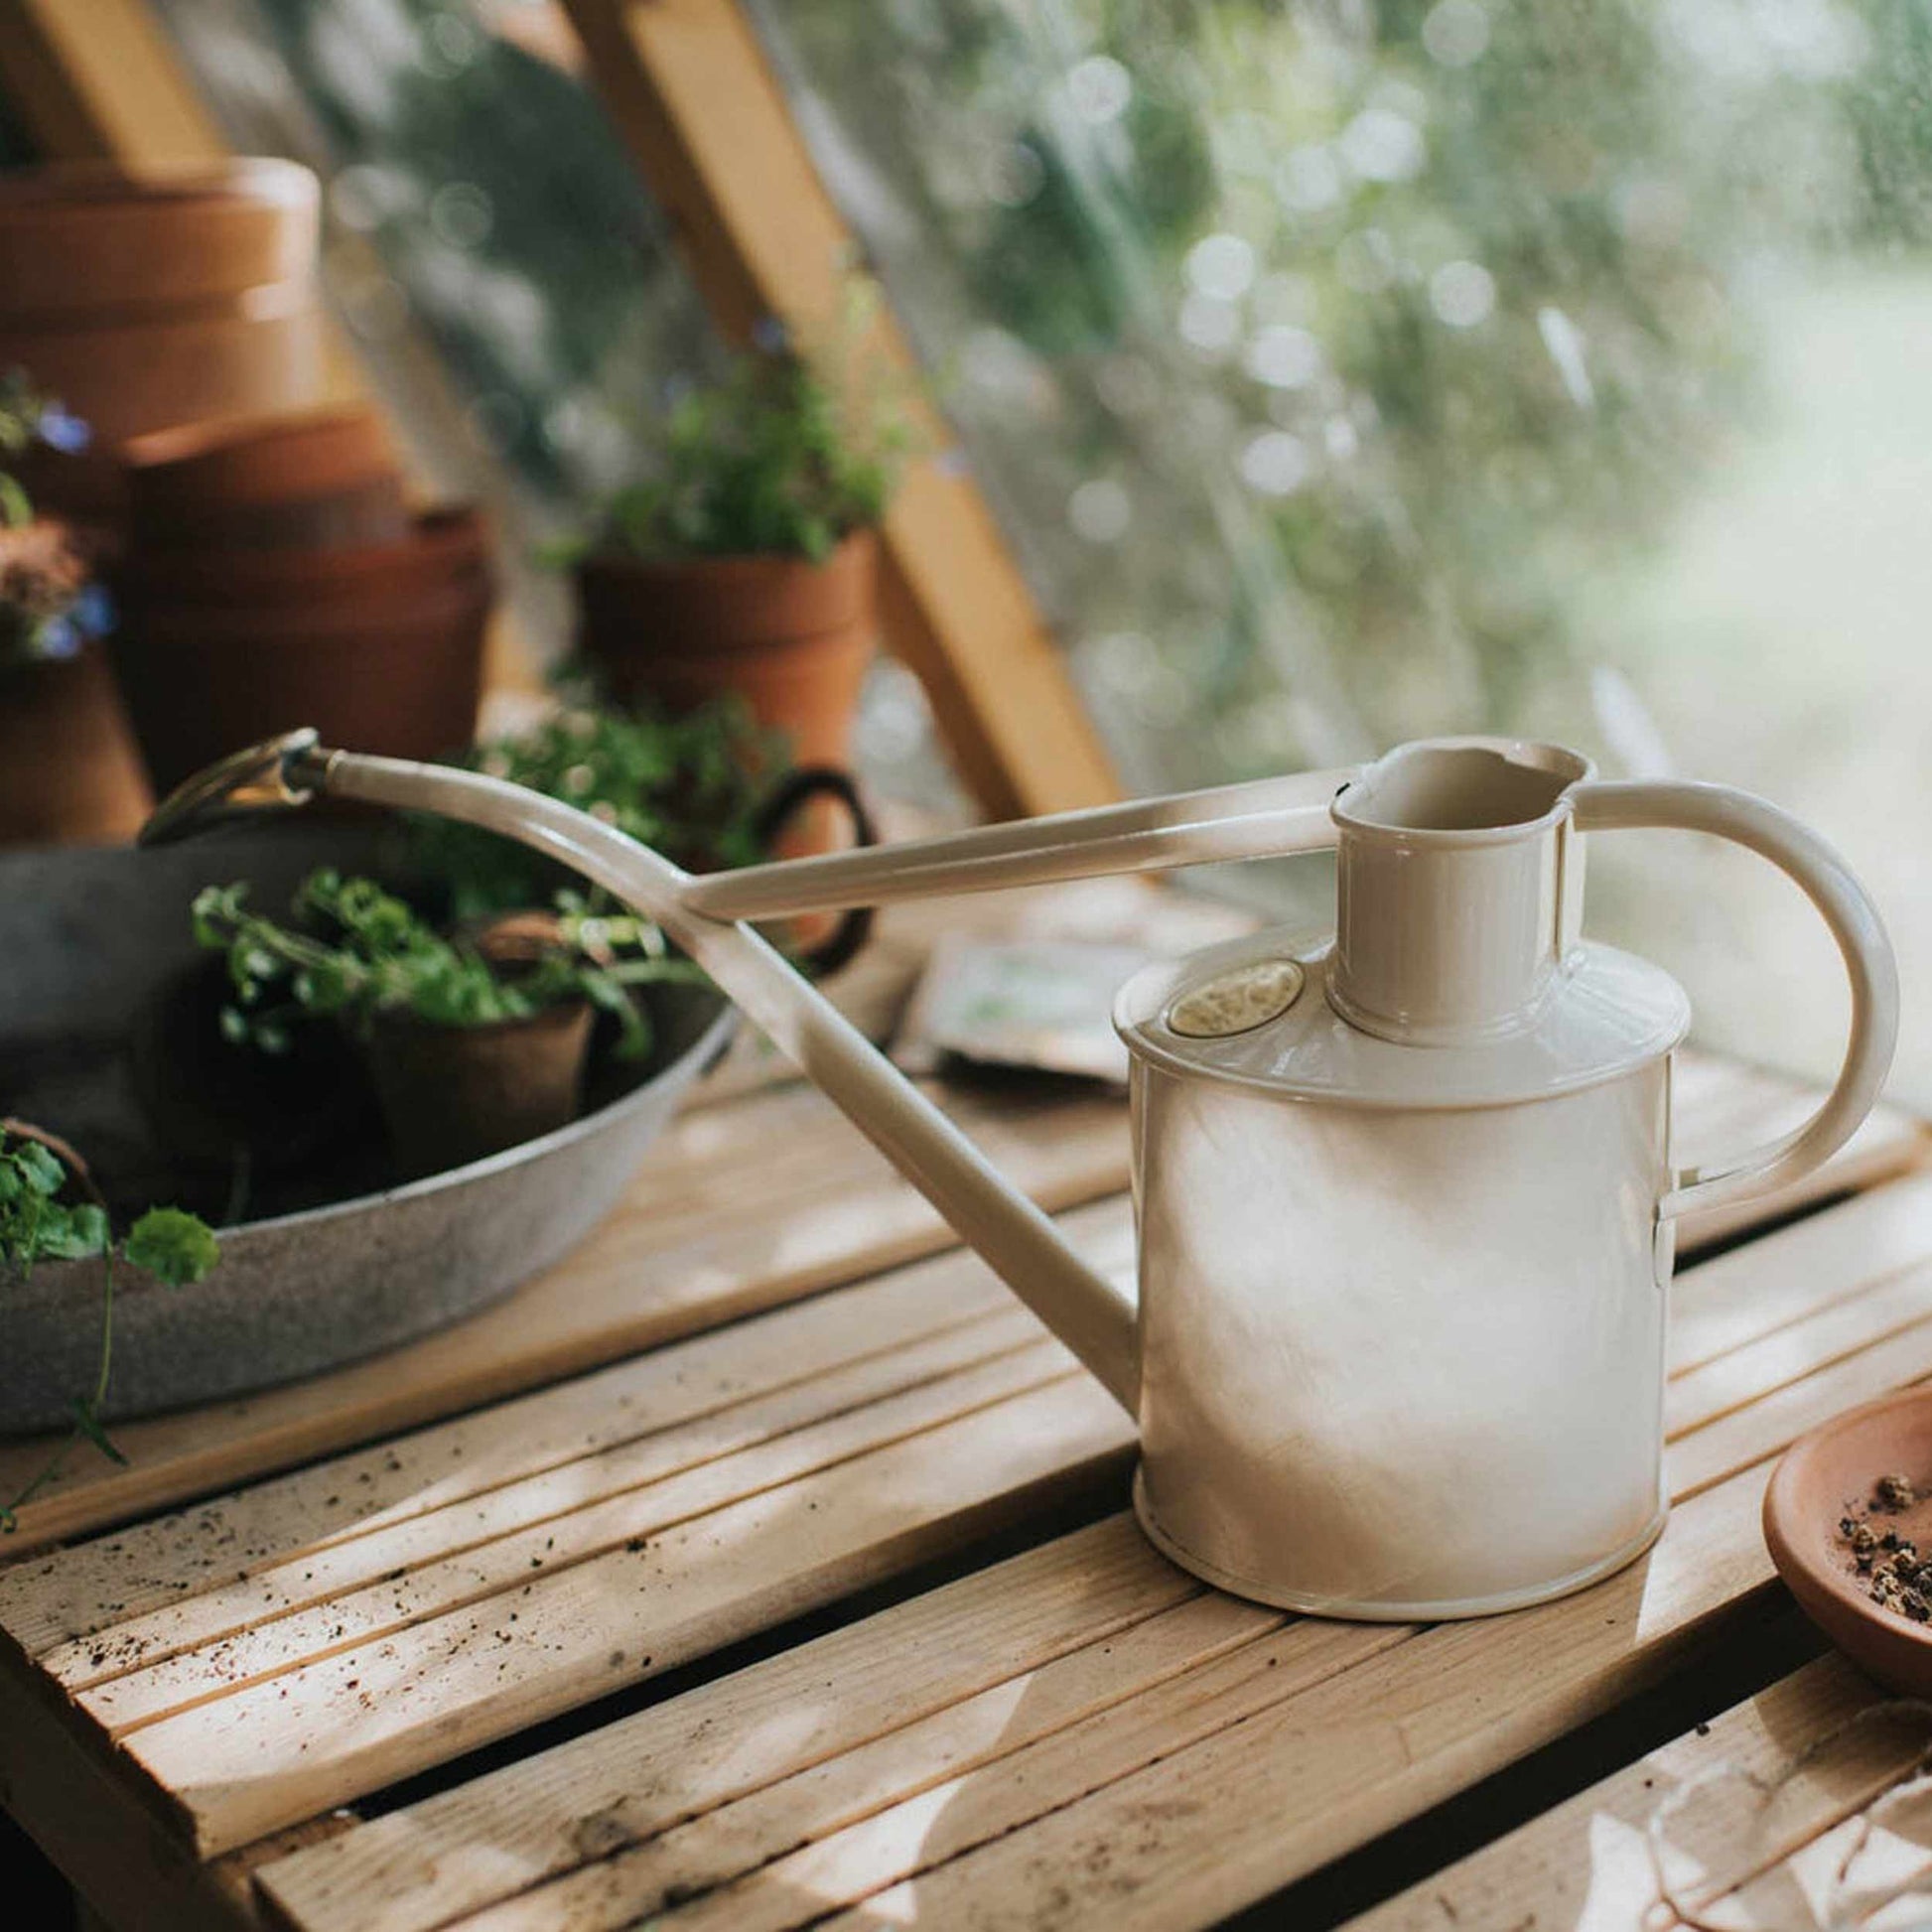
[1336,739,1593,840]
[1329,740,1596,1044]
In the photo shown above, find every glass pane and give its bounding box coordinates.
[747,0,1932,1099]
[156,0,715,514]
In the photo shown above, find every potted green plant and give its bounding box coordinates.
[0,371,152,848]
[193,869,703,1177]
[0,1120,219,1528]
[568,307,912,788]
[409,695,875,969]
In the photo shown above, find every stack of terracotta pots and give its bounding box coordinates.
[111,406,490,794]
[0,158,329,846]
[0,159,326,528]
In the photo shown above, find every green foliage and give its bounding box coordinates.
[411,698,780,920]
[195,870,699,1063]
[751,0,1932,783]
[584,324,913,563]
[123,1208,223,1290]
[0,1128,218,1531]
[0,1134,106,1272]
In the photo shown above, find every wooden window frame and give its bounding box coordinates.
[0,0,224,167]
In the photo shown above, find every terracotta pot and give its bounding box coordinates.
[118,506,487,609]
[0,160,326,525]
[574,528,878,771]
[0,159,318,321]
[365,1001,594,1179]
[121,405,408,552]
[1764,1386,1932,1697]
[111,514,491,793]
[0,643,152,848]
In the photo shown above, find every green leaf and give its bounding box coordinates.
[123,1208,220,1288]
[15,1142,65,1197]
[34,1203,107,1261]
[69,1399,126,1465]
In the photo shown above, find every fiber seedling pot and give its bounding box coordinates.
[575,527,878,773]
[365,1002,597,1180]
[0,644,152,849]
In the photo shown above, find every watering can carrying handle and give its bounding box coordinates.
[1570,780,1899,1223]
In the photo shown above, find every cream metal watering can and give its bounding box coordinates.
[145,732,1898,1620]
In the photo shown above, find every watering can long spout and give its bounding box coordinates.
[142,736,1361,1417]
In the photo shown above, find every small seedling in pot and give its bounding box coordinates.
[0,1122,219,1529]
[193,871,705,1175]
[194,869,697,1055]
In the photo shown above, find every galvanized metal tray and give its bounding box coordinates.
[0,827,731,1430]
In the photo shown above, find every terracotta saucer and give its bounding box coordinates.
[1764,1385,1932,1695]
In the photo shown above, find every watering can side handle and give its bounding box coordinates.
[680,766,1362,923]
[1570,779,1899,1223]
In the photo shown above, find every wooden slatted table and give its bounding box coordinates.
[1,909,1927,1931]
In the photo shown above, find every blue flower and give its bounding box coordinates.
[36,615,80,659]
[72,582,115,638]
[36,406,91,455]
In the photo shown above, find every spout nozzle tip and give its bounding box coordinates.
[139,728,330,847]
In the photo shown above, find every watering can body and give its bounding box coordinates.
[1123,938,1678,1615]
[144,733,1898,1620]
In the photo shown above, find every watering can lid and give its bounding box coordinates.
[1113,925,1690,1111]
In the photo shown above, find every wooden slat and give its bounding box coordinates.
[0,1074,1130,1556]
[1672,1059,1927,1250]
[139,1370,1128,1856]
[0,1229,1111,1662]
[1346,1652,1929,1931]
[83,1331,1073,1735]
[767,1462,1775,1932]
[255,1514,1198,1932]
[1671,1168,1932,1376]
[68,1316,1057,1718]
[249,1156,1932,1932]
[558,0,1120,821]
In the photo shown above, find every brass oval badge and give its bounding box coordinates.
[1166,958,1305,1039]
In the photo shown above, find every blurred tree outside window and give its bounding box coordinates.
[152,0,1932,1102]
[749,0,1932,1102]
